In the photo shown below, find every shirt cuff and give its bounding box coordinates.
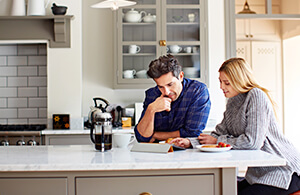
[134,126,153,142]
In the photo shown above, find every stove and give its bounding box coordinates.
[0,124,46,146]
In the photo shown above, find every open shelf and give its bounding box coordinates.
[0,15,74,48]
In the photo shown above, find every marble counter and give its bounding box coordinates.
[0,145,286,172]
[41,127,213,135]
[42,128,134,135]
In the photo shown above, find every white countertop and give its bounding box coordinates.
[41,128,213,135]
[42,128,134,135]
[0,145,286,172]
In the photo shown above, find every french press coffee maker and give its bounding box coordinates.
[90,110,112,152]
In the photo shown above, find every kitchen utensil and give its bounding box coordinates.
[27,0,50,16]
[188,13,196,22]
[184,47,192,53]
[123,69,136,79]
[192,46,198,53]
[136,70,148,78]
[196,145,232,152]
[87,97,110,128]
[11,0,26,16]
[90,112,112,152]
[128,45,141,54]
[143,13,155,23]
[115,105,123,127]
[51,3,67,15]
[168,45,182,54]
[172,16,183,22]
[124,8,146,23]
[113,133,132,148]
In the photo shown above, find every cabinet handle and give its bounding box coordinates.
[159,40,166,46]
[250,34,253,38]
[140,192,152,195]
[245,34,249,38]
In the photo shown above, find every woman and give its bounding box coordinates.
[170,58,300,194]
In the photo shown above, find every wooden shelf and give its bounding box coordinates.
[0,15,74,48]
[235,14,300,20]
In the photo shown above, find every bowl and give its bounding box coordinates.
[51,3,68,15]
[113,133,132,148]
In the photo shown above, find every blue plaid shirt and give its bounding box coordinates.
[135,78,211,142]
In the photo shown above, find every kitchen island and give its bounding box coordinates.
[0,145,285,195]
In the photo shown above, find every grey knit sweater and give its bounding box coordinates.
[193,88,300,189]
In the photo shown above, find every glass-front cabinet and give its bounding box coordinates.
[114,0,208,88]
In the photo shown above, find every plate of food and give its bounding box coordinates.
[196,142,232,153]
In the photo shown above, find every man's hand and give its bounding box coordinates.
[149,94,172,112]
[198,133,217,144]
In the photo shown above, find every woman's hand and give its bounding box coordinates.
[169,138,191,148]
[198,133,217,144]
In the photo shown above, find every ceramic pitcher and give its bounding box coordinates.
[27,0,50,16]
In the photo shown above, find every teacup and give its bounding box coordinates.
[136,70,148,78]
[129,45,141,54]
[123,69,136,79]
[113,133,132,148]
[169,45,182,54]
[184,47,192,53]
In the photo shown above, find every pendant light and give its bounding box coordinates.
[91,0,136,11]
[238,0,256,14]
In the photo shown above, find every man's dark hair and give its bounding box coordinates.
[147,54,182,79]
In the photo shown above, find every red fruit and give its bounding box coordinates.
[226,144,231,147]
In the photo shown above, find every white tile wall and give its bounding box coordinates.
[0,44,47,125]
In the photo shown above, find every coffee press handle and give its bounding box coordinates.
[90,122,95,144]
[93,97,109,111]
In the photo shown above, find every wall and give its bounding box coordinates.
[0,44,47,124]
[283,36,300,150]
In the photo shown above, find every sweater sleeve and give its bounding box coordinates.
[215,89,272,150]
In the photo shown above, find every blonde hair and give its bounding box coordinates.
[219,58,277,117]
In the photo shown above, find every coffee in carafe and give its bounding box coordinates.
[90,112,112,152]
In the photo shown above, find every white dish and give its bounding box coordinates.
[196,145,232,153]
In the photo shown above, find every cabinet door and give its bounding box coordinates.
[236,19,280,41]
[115,0,208,88]
[76,174,214,195]
[45,135,92,145]
[0,178,67,195]
[236,41,251,65]
[164,0,207,81]
[236,41,283,126]
[251,41,282,124]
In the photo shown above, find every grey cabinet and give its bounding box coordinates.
[43,134,92,145]
[114,0,208,88]
[0,178,67,195]
[76,174,214,195]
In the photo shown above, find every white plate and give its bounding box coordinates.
[196,145,232,153]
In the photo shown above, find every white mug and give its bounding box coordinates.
[123,69,136,79]
[128,45,141,54]
[184,47,192,53]
[169,45,182,54]
[188,13,196,22]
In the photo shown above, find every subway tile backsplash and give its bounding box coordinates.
[0,44,47,125]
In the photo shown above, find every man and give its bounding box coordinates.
[134,54,211,142]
